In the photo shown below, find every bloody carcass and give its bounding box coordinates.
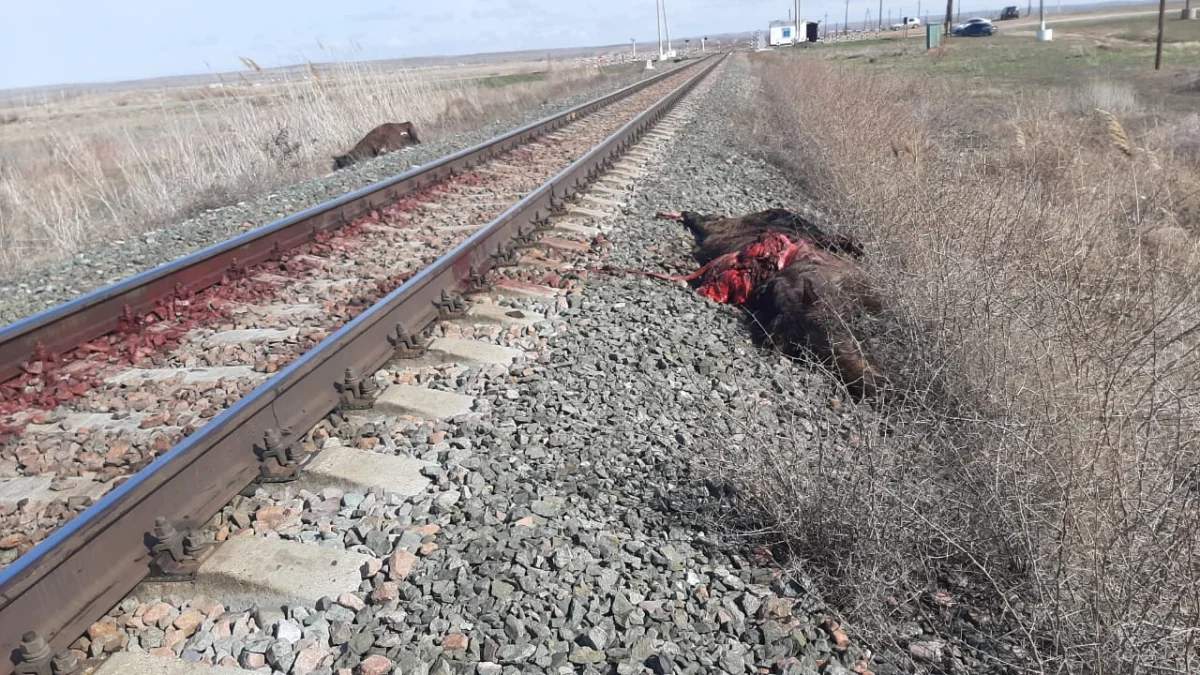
[652,208,885,397]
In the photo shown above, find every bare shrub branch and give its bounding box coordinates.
[709,54,1200,673]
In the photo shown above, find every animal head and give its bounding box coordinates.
[403,124,421,144]
[680,211,719,233]
[332,154,353,170]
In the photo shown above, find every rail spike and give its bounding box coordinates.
[51,651,79,675]
[389,325,428,359]
[513,224,540,248]
[147,517,214,581]
[491,243,519,268]
[529,212,553,231]
[465,267,491,295]
[12,632,77,675]
[434,290,466,320]
[258,427,304,482]
[337,367,380,410]
[14,631,50,675]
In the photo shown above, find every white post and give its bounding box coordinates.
[1037,0,1053,40]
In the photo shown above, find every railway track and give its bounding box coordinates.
[0,53,724,674]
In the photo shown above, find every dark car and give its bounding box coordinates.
[955,21,997,36]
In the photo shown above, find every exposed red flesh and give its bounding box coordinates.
[612,232,836,308]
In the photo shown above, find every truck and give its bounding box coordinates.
[999,6,1020,19]
[890,16,921,29]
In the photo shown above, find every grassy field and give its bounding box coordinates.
[816,13,1199,111]
[479,72,551,88]
[733,12,1200,674]
[0,58,641,278]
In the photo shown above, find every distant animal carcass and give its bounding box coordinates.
[332,122,421,170]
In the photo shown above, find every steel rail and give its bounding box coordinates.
[0,52,725,672]
[0,57,706,386]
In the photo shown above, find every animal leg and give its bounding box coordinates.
[827,329,880,398]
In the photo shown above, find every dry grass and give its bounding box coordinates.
[1158,112,1200,170]
[0,59,637,278]
[720,54,1200,673]
[1067,78,1141,116]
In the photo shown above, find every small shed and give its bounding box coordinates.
[805,21,819,42]
[768,20,797,46]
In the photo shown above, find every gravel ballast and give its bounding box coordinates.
[0,65,674,326]
[88,56,919,675]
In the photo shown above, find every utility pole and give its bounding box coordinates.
[797,0,803,43]
[656,0,663,59]
[844,0,850,34]
[944,0,953,35]
[663,0,673,56]
[879,0,884,29]
[1155,0,1167,68]
[631,37,636,58]
[1037,0,1053,40]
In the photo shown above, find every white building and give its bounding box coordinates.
[769,19,816,45]
[768,19,798,46]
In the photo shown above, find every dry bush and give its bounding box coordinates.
[1066,78,1140,116]
[1156,112,1200,169]
[0,61,634,277]
[721,54,1200,673]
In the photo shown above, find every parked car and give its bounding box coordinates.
[952,17,992,31]
[955,20,997,36]
[999,6,1020,19]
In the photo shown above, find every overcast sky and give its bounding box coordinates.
[1,0,1122,89]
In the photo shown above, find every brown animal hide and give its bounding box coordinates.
[756,257,885,397]
[661,209,865,265]
[659,208,884,397]
[333,122,422,170]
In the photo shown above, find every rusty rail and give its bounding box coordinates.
[0,53,725,672]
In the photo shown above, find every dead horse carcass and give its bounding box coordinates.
[653,209,885,397]
[333,122,422,170]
